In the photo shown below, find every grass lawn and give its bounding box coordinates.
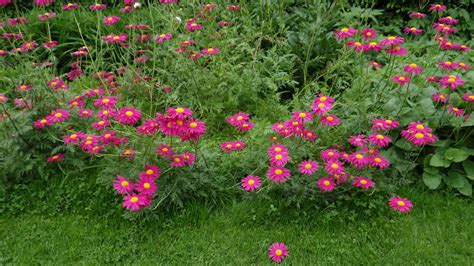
[1,186,473,264]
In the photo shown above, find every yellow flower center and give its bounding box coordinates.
[174,158,181,162]
[374,158,382,163]
[445,61,452,65]
[376,134,384,139]
[98,121,105,125]
[54,113,62,118]
[356,154,363,159]
[397,200,405,206]
[320,96,327,102]
[143,183,150,189]
[323,180,330,186]
[409,63,417,67]
[326,116,334,121]
[447,78,455,83]
[370,42,377,46]
[331,163,339,169]
[248,179,255,185]
[113,36,120,40]
[355,41,362,46]
[341,28,348,32]
[318,103,325,108]
[410,27,417,31]
[415,133,424,139]
[189,122,197,128]
[388,36,395,40]
[102,99,110,103]
[452,107,459,111]
[328,152,334,156]
[237,116,243,121]
[40,119,47,123]
[275,147,282,152]
[275,154,283,160]
[366,32,372,36]
[399,77,405,81]
[146,170,154,175]
[275,249,283,256]
[121,181,129,187]
[360,180,367,185]
[107,17,113,21]
[305,164,312,169]
[275,169,283,175]
[459,63,465,67]
[162,148,168,152]
[130,197,138,203]
[177,120,183,126]
[125,111,134,117]
[104,134,111,138]
[235,143,241,147]
[299,113,306,118]
[226,144,232,148]
[208,48,214,52]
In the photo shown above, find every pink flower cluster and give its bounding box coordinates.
[113,165,160,211]
[401,122,437,146]
[226,112,254,132]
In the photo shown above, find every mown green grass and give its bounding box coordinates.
[1,186,473,265]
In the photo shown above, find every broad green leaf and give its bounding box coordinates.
[463,160,474,180]
[461,115,474,127]
[457,178,472,196]
[444,148,469,162]
[395,138,418,151]
[444,171,464,188]
[422,169,443,189]
[430,153,451,168]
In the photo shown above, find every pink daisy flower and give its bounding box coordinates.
[90,3,107,11]
[167,107,193,120]
[170,155,186,167]
[34,0,55,6]
[47,153,63,163]
[347,41,364,53]
[268,242,288,263]
[369,155,390,169]
[348,135,367,147]
[403,63,422,74]
[312,100,333,114]
[320,114,340,126]
[123,194,148,211]
[403,27,423,35]
[429,4,446,12]
[303,130,317,141]
[317,177,335,192]
[361,28,376,40]
[432,93,448,104]
[448,105,464,116]
[267,144,288,156]
[456,62,470,71]
[92,120,110,131]
[439,16,459,25]
[94,96,118,108]
[352,176,375,190]
[298,160,319,175]
[369,61,382,68]
[386,45,408,56]
[363,42,382,52]
[292,111,313,122]
[439,60,456,70]
[380,36,404,47]
[369,133,392,147]
[63,3,79,10]
[135,177,157,196]
[155,33,172,43]
[439,75,464,90]
[155,144,174,158]
[324,161,344,175]
[63,132,83,144]
[320,149,339,161]
[371,118,399,131]
[113,176,134,194]
[34,118,50,129]
[409,12,426,19]
[16,84,31,92]
[335,27,356,40]
[388,196,413,213]
[116,107,141,125]
[241,175,261,191]
[201,48,220,55]
[462,94,474,103]
[349,152,369,169]
[186,22,202,31]
[269,153,289,167]
[267,166,291,183]
[392,74,410,85]
[139,165,160,179]
[104,16,120,25]
[48,109,70,123]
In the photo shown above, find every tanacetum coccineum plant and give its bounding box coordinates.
[0,1,472,217]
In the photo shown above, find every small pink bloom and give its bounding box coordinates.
[241,175,261,191]
[268,242,288,263]
[113,176,134,194]
[298,160,319,175]
[317,177,335,191]
[352,176,375,190]
[104,16,120,25]
[389,196,413,213]
[267,166,291,183]
[403,63,422,74]
[335,27,356,40]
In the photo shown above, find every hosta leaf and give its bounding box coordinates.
[430,153,451,168]
[444,148,469,163]
[422,169,443,189]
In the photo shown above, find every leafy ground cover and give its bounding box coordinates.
[1,185,473,264]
